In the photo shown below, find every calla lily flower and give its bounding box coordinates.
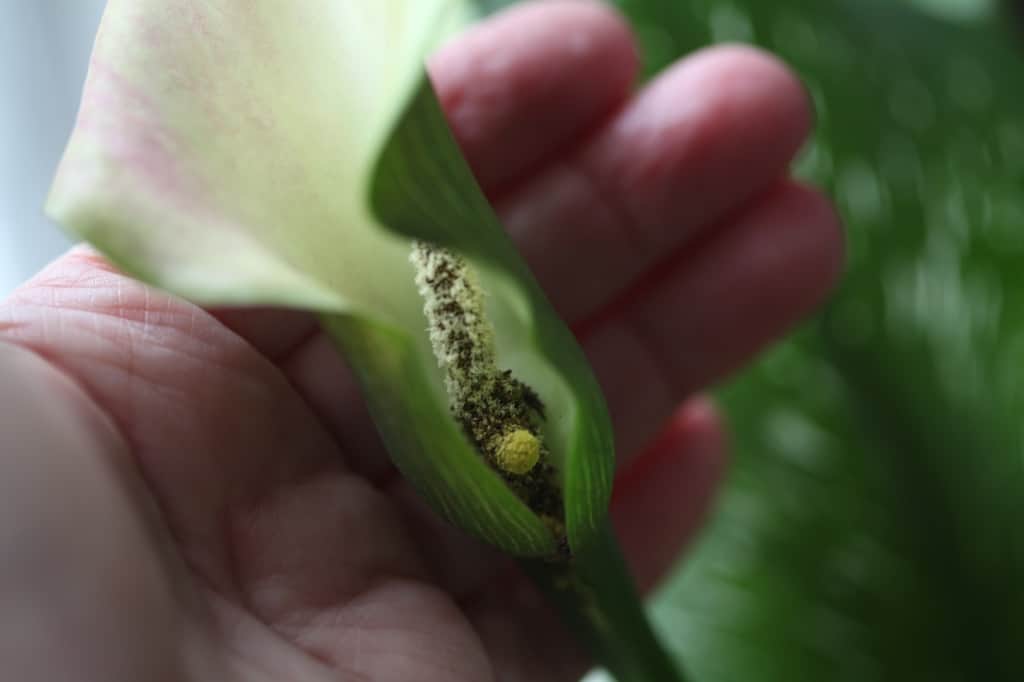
[47,0,615,560]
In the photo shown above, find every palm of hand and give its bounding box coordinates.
[0,3,840,681]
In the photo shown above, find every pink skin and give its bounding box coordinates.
[0,2,843,681]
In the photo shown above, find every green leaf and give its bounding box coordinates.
[581,0,1024,679]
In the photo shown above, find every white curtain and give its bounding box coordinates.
[0,1,105,294]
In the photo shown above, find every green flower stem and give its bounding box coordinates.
[522,524,689,682]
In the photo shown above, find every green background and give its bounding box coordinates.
[481,0,1024,679]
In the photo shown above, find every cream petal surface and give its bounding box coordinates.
[48,0,466,320]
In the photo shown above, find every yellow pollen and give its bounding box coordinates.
[494,429,541,475]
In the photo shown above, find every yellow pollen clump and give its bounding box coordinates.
[494,429,541,475]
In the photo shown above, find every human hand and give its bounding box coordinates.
[0,2,842,680]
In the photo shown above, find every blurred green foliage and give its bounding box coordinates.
[479,0,1024,679]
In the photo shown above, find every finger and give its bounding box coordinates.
[214,0,639,357]
[611,398,725,592]
[501,44,814,322]
[430,0,638,194]
[583,181,843,460]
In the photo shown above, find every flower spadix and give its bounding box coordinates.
[47,0,614,559]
